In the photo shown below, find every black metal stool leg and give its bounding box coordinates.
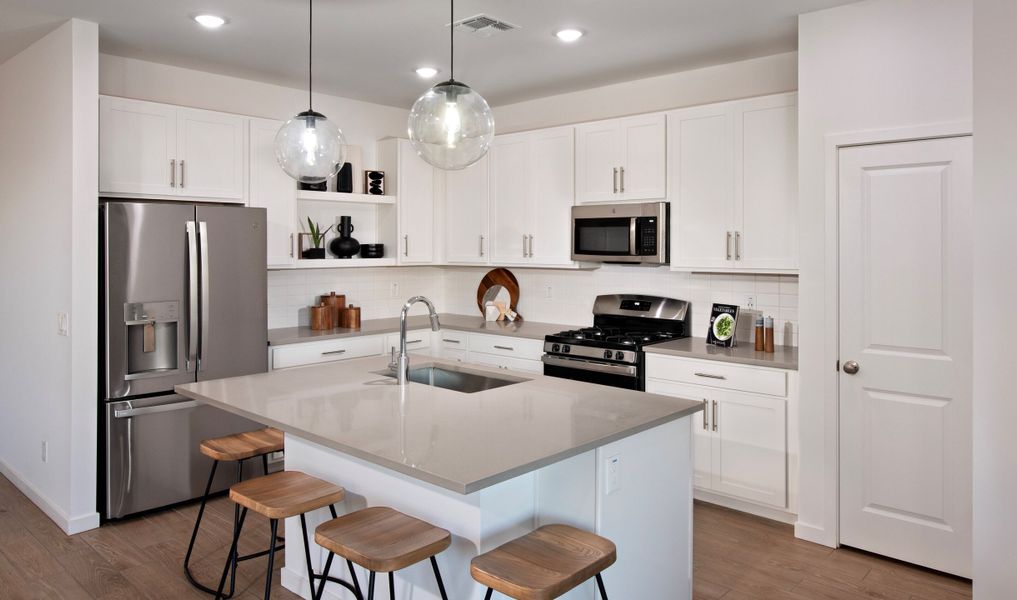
[429,556,449,600]
[184,459,227,595]
[367,571,376,600]
[388,571,395,600]
[596,573,609,600]
[484,588,493,600]
[314,551,335,600]
[347,559,363,598]
[214,507,248,599]
[262,453,269,476]
[263,519,279,600]
[300,513,318,599]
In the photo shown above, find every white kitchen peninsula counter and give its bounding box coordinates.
[177,356,701,599]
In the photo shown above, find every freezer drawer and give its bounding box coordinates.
[105,395,268,519]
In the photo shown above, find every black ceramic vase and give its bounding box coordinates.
[329,216,360,259]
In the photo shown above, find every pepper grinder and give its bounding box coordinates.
[764,316,775,353]
[755,316,765,352]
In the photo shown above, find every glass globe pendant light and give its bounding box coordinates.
[274,0,346,183]
[407,0,495,170]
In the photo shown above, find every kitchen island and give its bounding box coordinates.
[176,355,702,599]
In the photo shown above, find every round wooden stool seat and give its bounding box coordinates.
[229,471,345,520]
[470,524,616,600]
[200,427,284,462]
[315,506,452,573]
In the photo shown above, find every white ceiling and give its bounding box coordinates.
[0,0,855,108]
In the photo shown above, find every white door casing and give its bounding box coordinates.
[838,136,972,577]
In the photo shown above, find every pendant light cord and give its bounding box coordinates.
[449,0,454,81]
[308,0,313,111]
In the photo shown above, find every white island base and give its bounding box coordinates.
[280,418,692,600]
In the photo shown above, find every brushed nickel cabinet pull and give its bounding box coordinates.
[321,349,347,356]
[404,235,409,257]
[494,345,514,351]
[712,400,718,432]
[702,399,709,430]
[694,372,727,380]
[726,232,732,260]
[179,160,185,188]
[619,166,625,193]
[613,167,619,193]
[290,233,294,258]
[442,338,461,344]
[479,235,485,257]
[735,231,741,261]
[170,159,176,187]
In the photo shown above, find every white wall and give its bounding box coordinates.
[493,52,797,133]
[972,1,1017,596]
[0,19,99,534]
[797,0,972,546]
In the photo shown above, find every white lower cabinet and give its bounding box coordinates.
[270,335,386,370]
[646,354,796,513]
[383,331,432,357]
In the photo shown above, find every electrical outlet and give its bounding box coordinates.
[390,282,399,298]
[57,312,69,336]
[41,441,48,463]
[605,454,620,495]
[746,295,756,309]
[545,286,553,300]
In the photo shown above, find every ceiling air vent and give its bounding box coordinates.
[452,14,519,39]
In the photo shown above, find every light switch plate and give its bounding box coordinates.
[605,454,620,495]
[57,312,69,336]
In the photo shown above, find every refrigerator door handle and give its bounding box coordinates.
[199,221,210,371]
[114,400,201,418]
[186,221,199,372]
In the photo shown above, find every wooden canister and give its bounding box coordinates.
[346,305,361,329]
[310,302,332,330]
[321,292,346,328]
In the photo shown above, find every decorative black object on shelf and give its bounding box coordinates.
[329,216,361,258]
[298,180,328,192]
[336,162,354,193]
[365,170,385,195]
[359,244,384,258]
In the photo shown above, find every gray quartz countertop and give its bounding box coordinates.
[645,337,798,370]
[268,314,570,346]
[176,355,702,494]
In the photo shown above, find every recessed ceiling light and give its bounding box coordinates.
[555,29,584,43]
[193,14,227,29]
[415,67,439,79]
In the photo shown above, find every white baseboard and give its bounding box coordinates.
[0,457,99,535]
[793,520,836,548]
[694,489,796,524]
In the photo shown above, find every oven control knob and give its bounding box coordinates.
[562,345,571,353]
[615,351,625,360]
[603,350,613,359]
[552,344,561,353]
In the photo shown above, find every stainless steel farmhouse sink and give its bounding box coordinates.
[380,363,529,394]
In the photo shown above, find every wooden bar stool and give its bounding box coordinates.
[313,506,452,600]
[184,427,284,597]
[212,471,358,600]
[470,525,616,600]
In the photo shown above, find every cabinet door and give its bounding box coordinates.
[489,134,532,263]
[711,392,787,507]
[735,94,798,270]
[619,113,667,201]
[397,141,436,264]
[99,96,178,196]
[575,121,621,203]
[445,155,490,264]
[646,379,713,490]
[249,118,297,267]
[669,105,735,270]
[176,108,246,201]
[528,127,575,266]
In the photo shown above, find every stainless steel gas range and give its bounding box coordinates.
[541,294,691,391]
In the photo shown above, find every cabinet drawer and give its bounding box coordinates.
[441,348,469,363]
[438,330,469,349]
[468,333,543,360]
[271,335,384,370]
[383,331,432,355]
[646,355,787,397]
[469,352,544,374]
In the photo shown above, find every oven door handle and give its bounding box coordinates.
[541,354,639,377]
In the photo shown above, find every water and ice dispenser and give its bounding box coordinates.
[124,301,180,379]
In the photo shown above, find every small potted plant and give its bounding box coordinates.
[300,218,332,259]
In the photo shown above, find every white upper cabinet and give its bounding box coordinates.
[575,113,666,204]
[444,155,490,264]
[379,139,436,264]
[249,118,297,267]
[669,92,798,272]
[99,96,246,202]
[489,133,532,263]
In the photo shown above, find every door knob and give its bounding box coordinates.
[843,360,860,375]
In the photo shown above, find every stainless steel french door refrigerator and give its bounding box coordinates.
[100,200,268,519]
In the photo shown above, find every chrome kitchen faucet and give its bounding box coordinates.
[391,296,441,385]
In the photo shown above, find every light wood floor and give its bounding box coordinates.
[0,475,971,599]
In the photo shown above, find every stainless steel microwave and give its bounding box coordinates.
[571,202,669,264]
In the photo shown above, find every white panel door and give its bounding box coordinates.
[619,113,667,201]
[445,155,490,264]
[575,121,621,203]
[528,126,575,266]
[736,94,798,270]
[838,136,972,577]
[249,118,296,267]
[711,393,787,508]
[99,96,177,196]
[176,108,246,201]
[669,105,735,270]
[489,134,532,263]
[397,140,436,264]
